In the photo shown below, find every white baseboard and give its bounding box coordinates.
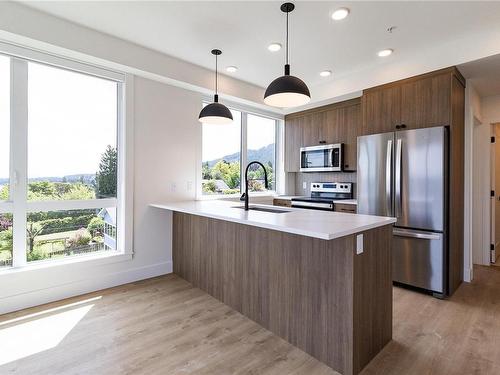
[0,261,173,315]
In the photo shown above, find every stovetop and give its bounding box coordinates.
[291,182,353,203]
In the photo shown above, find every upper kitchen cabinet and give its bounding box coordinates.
[400,72,451,129]
[284,98,361,172]
[362,67,465,134]
[362,85,401,135]
[284,117,302,172]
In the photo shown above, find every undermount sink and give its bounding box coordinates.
[233,206,291,214]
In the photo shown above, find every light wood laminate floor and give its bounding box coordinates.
[1,266,500,375]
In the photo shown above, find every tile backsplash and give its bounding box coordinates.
[293,172,357,197]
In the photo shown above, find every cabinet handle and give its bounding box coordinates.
[395,125,401,129]
[319,140,326,144]
[400,124,407,129]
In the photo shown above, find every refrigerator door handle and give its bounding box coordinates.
[385,139,393,216]
[395,138,402,217]
[393,229,441,241]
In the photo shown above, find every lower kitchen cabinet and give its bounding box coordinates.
[334,203,357,213]
[273,198,292,207]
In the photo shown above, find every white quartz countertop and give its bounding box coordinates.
[151,200,395,240]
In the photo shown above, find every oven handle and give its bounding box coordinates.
[291,201,333,210]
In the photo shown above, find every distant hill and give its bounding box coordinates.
[0,174,95,185]
[205,144,275,168]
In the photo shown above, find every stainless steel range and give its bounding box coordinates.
[291,182,353,210]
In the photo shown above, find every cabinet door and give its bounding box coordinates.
[343,103,361,171]
[334,203,357,213]
[284,117,302,172]
[362,86,401,135]
[302,112,324,147]
[321,108,342,145]
[400,73,451,129]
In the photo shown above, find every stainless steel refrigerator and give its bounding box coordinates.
[357,126,448,296]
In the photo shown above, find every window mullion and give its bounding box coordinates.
[10,58,28,268]
[240,112,248,194]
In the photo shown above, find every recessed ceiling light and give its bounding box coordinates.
[377,49,394,57]
[226,66,238,73]
[268,43,282,52]
[331,7,349,21]
[320,70,332,77]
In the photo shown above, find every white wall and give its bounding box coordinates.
[0,76,202,314]
[467,92,500,271]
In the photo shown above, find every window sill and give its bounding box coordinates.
[0,251,133,276]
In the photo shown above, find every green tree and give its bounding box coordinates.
[87,217,104,237]
[28,181,58,200]
[211,160,240,189]
[202,162,211,180]
[26,222,45,254]
[95,145,117,199]
[0,185,9,200]
[61,183,95,200]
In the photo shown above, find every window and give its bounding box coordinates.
[201,107,279,196]
[202,109,241,195]
[0,46,127,270]
[247,114,276,192]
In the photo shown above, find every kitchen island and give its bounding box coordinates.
[152,200,396,375]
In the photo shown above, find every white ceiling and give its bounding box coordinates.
[459,54,500,98]
[18,1,500,105]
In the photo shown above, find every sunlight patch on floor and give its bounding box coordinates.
[0,296,101,366]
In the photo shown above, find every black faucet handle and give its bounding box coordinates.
[240,193,246,201]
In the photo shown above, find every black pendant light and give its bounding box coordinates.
[199,49,233,124]
[264,2,310,108]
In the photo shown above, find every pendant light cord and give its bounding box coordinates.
[215,53,218,95]
[286,9,289,66]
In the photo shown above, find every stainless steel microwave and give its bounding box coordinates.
[300,144,343,172]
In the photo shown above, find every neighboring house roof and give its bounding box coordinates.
[202,179,230,191]
[98,207,117,226]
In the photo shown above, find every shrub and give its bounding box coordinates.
[67,228,92,248]
[87,217,104,237]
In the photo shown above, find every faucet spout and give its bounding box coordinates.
[242,161,269,210]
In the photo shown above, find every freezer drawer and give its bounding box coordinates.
[392,228,444,294]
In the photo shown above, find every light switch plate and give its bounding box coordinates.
[356,234,364,254]
[303,182,307,190]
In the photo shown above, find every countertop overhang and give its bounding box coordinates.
[151,200,395,240]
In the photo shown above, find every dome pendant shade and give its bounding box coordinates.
[264,3,310,108]
[199,95,233,124]
[264,67,310,107]
[198,49,233,124]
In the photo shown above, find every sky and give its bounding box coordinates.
[0,56,117,180]
[202,110,275,162]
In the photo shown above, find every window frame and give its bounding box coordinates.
[199,99,282,198]
[0,42,134,271]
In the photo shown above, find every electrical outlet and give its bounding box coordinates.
[303,181,307,190]
[170,182,177,192]
[356,234,364,254]
[186,181,193,191]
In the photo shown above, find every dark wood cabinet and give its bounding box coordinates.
[362,85,401,135]
[362,68,461,134]
[400,73,451,129]
[334,203,357,213]
[284,98,361,172]
[284,117,301,172]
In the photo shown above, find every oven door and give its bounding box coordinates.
[300,144,342,172]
